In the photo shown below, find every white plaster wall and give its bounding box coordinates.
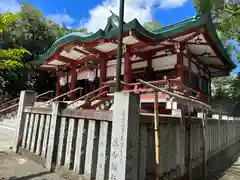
[132,61,147,69]
[60,70,96,86]
[152,55,177,71]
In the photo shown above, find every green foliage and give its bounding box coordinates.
[193,0,240,41]
[0,3,63,96]
[0,13,20,32]
[0,49,31,70]
[193,0,240,114]
[0,12,31,70]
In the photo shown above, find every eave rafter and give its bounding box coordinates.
[182,31,202,44]
[187,50,228,71]
[83,46,109,59]
[73,47,89,55]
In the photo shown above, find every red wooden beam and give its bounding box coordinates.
[124,51,132,90]
[57,55,75,63]
[131,52,173,64]
[83,46,109,58]
[181,31,202,44]
[134,45,173,57]
[73,47,89,55]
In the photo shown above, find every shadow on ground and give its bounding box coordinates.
[0,151,65,180]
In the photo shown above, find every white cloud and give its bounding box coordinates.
[82,0,188,32]
[0,0,21,13]
[47,14,75,26]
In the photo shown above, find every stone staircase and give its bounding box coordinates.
[0,110,17,122]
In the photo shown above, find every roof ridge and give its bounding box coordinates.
[153,15,201,33]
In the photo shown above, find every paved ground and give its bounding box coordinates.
[1,117,240,180]
[0,119,66,180]
[218,157,240,180]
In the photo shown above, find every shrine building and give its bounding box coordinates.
[30,13,236,113]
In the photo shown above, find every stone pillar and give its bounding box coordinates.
[212,114,221,152]
[124,51,132,90]
[46,102,67,171]
[70,66,77,100]
[176,106,186,176]
[14,91,37,153]
[108,92,140,180]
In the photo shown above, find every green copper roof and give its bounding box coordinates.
[33,13,236,69]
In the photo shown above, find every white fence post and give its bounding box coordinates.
[46,102,67,171]
[108,92,140,180]
[14,90,36,153]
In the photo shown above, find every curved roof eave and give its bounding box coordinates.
[205,19,236,69]
[33,13,236,70]
[36,30,105,63]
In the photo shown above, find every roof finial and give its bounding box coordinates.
[110,10,114,15]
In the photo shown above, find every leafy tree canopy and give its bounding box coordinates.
[0,12,31,70]
[193,0,240,114]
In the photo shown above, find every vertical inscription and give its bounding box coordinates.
[108,92,140,180]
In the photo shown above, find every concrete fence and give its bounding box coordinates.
[14,91,240,180]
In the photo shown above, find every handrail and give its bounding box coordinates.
[46,87,83,104]
[101,78,175,88]
[36,90,54,98]
[0,90,54,114]
[67,85,108,107]
[139,79,211,109]
[0,97,20,108]
[0,103,18,114]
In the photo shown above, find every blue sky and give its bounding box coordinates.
[0,0,239,71]
[1,0,196,31]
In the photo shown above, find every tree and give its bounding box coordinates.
[0,4,65,96]
[193,0,240,42]
[0,13,31,70]
[193,0,240,114]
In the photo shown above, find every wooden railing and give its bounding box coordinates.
[67,85,109,109]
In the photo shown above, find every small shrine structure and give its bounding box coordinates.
[30,13,236,112]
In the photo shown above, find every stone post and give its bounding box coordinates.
[14,90,36,153]
[46,102,67,171]
[108,92,140,180]
[212,114,221,152]
[176,106,186,176]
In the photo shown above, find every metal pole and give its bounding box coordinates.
[154,92,160,180]
[201,107,207,179]
[115,0,125,92]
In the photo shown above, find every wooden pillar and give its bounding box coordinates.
[176,52,184,88]
[208,72,211,103]
[56,76,60,98]
[147,59,153,81]
[188,57,192,88]
[99,60,107,95]
[70,66,77,100]
[124,51,131,89]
